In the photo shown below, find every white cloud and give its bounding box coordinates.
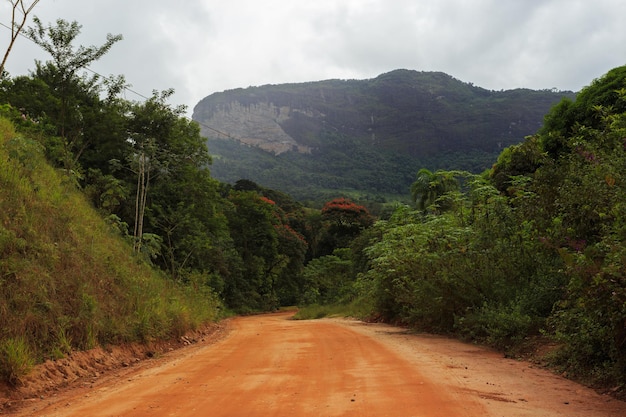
[1,0,625,113]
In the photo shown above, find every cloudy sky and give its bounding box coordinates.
[2,0,625,114]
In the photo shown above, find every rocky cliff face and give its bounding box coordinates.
[201,101,312,155]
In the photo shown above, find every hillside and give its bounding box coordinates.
[0,117,220,386]
[193,70,574,202]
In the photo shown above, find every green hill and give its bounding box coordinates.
[0,117,220,385]
[193,70,574,202]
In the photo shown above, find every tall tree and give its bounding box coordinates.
[123,89,183,254]
[225,191,281,311]
[24,17,123,172]
[316,197,374,256]
[410,168,459,212]
[26,17,122,79]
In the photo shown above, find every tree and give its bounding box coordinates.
[122,89,194,255]
[269,201,308,306]
[301,249,353,305]
[321,198,373,229]
[24,17,123,172]
[224,191,281,311]
[145,111,224,279]
[410,168,459,212]
[490,136,546,193]
[316,198,374,256]
[536,102,626,385]
[26,17,122,79]
[539,65,626,159]
[0,1,41,75]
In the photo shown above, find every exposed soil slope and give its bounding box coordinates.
[5,312,626,416]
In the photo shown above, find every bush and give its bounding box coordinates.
[300,249,354,305]
[456,302,536,351]
[0,337,35,386]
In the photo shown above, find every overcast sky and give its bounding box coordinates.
[2,0,625,114]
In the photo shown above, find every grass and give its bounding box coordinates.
[0,117,223,384]
[0,337,35,386]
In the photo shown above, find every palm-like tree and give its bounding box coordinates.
[410,168,459,212]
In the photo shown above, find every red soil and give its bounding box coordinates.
[4,312,626,416]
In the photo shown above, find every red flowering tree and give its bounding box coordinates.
[318,198,374,255]
[322,198,372,226]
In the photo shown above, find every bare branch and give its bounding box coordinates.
[0,1,41,75]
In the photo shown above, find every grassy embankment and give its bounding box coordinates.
[0,118,221,385]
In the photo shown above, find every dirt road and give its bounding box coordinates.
[11,312,626,416]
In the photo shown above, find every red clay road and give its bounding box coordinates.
[14,311,626,416]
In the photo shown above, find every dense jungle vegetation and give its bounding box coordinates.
[352,66,626,391]
[0,16,625,395]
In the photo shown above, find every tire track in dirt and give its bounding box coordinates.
[10,312,626,416]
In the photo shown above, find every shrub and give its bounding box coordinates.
[456,302,535,351]
[0,337,35,386]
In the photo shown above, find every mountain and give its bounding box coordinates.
[192,70,574,203]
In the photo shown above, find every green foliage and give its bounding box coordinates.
[0,117,223,383]
[457,302,535,351]
[490,136,546,192]
[206,130,419,203]
[316,198,374,255]
[540,66,626,159]
[365,211,473,330]
[222,190,308,311]
[410,168,461,212]
[536,88,626,384]
[2,30,312,318]
[121,89,222,277]
[3,17,626,394]
[273,216,308,306]
[291,305,336,320]
[16,18,125,173]
[352,67,626,391]
[301,249,354,305]
[223,191,279,311]
[0,337,35,386]
[26,17,122,75]
[361,174,567,342]
[0,14,317,379]
[83,168,128,214]
[291,296,374,320]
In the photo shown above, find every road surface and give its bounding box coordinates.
[11,312,626,416]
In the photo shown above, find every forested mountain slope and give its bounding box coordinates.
[193,70,574,202]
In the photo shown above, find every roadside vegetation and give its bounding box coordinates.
[0,116,221,385]
[297,67,626,393]
[0,11,624,396]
